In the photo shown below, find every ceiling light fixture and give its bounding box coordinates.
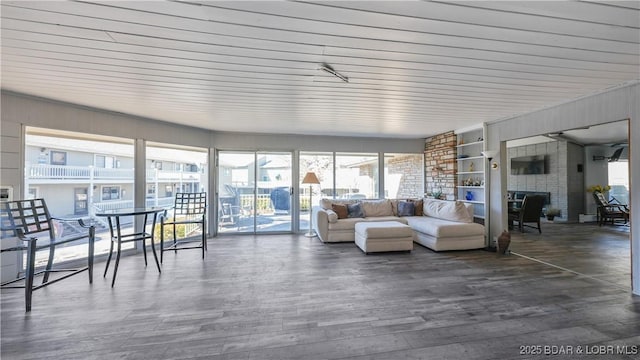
[319,63,348,83]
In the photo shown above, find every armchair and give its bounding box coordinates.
[508,195,545,233]
[593,192,629,226]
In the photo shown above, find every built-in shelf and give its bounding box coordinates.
[460,200,484,204]
[456,140,483,148]
[455,127,486,221]
[457,155,484,161]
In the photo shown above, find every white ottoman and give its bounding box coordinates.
[354,221,414,254]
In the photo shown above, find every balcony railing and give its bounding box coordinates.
[27,164,133,180]
[26,164,203,183]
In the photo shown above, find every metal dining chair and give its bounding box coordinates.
[160,192,207,262]
[0,199,95,311]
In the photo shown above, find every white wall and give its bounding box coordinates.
[486,81,640,294]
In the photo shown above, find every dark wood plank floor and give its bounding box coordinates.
[2,229,639,360]
[509,221,631,289]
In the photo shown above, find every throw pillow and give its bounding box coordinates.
[331,203,348,219]
[397,201,415,217]
[347,202,365,218]
[408,199,424,216]
[325,209,338,223]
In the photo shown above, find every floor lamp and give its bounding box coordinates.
[302,172,320,237]
[481,150,499,251]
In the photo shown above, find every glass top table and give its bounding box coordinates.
[96,207,166,287]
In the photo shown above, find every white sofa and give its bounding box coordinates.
[314,198,485,251]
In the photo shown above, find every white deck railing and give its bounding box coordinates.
[27,164,203,182]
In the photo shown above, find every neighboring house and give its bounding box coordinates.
[25,135,205,218]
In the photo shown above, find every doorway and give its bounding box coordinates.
[505,119,631,289]
[74,188,88,215]
[217,151,293,234]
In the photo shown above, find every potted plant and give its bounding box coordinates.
[545,208,561,221]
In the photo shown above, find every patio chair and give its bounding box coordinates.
[0,199,95,311]
[160,192,207,262]
[508,195,545,233]
[593,192,629,226]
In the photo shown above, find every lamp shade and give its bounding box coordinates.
[481,150,499,160]
[302,172,320,184]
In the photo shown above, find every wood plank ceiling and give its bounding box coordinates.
[1,1,639,138]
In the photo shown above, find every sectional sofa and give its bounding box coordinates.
[314,198,485,251]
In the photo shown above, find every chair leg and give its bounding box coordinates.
[160,225,164,264]
[111,241,122,287]
[537,219,541,234]
[104,238,114,278]
[43,244,56,284]
[150,236,161,273]
[24,240,37,312]
[201,228,206,259]
[88,226,95,284]
[142,238,148,266]
[173,225,177,254]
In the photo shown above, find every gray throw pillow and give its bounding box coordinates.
[347,202,365,218]
[397,201,415,217]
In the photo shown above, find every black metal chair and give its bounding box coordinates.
[593,192,629,226]
[508,195,545,233]
[0,199,95,311]
[160,192,207,262]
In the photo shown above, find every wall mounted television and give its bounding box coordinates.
[510,155,548,175]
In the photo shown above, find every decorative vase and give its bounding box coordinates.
[465,191,473,201]
[497,230,511,255]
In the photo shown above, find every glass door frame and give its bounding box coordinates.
[216,150,296,235]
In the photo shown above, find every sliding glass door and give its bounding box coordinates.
[218,151,292,234]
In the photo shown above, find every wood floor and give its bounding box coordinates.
[2,227,640,360]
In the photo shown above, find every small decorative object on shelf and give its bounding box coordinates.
[469,162,474,172]
[465,191,474,201]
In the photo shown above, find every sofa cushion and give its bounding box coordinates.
[361,199,393,217]
[325,209,338,223]
[405,216,484,238]
[409,198,424,216]
[422,199,473,223]
[397,201,415,217]
[347,202,365,218]
[331,203,348,219]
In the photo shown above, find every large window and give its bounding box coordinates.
[299,152,334,231]
[24,127,135,267]
[384,153,424,198]
[335,153,379,199]
[145,143,208,209]
[608,161,629,205]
